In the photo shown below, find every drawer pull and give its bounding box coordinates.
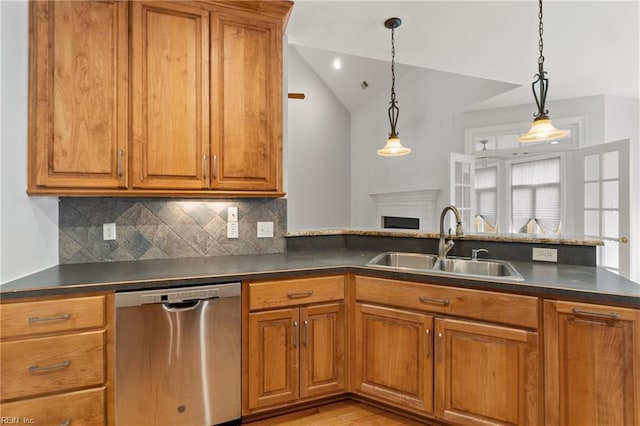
[29,360,71,374]
[28,313,71,323]
[287,290,314,298]
[572,308,620,320]
[419,296,450,306]
[59,420,72,426]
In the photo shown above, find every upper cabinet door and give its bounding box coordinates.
[29,1,128,190]
[210,10,282,192]
[131,1,210,189]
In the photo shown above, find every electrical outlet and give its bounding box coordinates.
[103,223,116,241]
[227,222,239,239]
[257,221,274,238]
[228,206,238,222]
[532,247,557,262]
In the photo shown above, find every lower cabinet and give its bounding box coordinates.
[544,300,640,426]
[435,318,539,426]
[354,303,434,414]
[353,276,540,425]
[244,276,346,414]
[0,293,114,425]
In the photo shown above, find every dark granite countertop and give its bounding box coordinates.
[1,250,639,308]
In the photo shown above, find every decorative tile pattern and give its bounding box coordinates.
[59,198,287,264]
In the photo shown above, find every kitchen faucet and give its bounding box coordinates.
[438,205,464,259]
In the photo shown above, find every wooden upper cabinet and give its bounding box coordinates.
[544,300,640,426]
[210,9,283,192]
[28,0,291,197]
[28,0,129,190]
[131,1,210,189]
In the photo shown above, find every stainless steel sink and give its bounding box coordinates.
[366,252,524,281]
[436,258,523,279]
[367,252,439,270]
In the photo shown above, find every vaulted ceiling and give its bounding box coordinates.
[286,1,639,112]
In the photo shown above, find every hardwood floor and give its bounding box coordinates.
[244,400,427,425]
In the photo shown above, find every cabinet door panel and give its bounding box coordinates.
[211,11,281,191]
[300,303,346,398]
[544,301,640,426]
[132,1,209,189]
[30,1,128,189]
[248,308,299,409]
[354,303,434,415]
[435,319,539,426]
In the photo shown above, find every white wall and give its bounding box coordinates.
[286,46,351,230]
[1,0,58,284]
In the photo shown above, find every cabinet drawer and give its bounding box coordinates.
[0,387,105,425]
[1,330,105,401]
[1,296,106,339]
[356,276,538,329]
[248,276,345,310]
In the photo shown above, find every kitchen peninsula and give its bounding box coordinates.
[2,232,639,426]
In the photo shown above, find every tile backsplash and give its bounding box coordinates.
[59,197,286,264]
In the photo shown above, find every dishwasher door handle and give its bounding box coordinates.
[162,300,202,312]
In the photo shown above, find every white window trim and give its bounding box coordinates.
[464,116,587,157]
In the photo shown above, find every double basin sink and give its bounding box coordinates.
[366,252,524,281]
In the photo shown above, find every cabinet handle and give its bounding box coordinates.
[213,154,218,179]
[59,420,71,426]
[572,308,620,320]
[419,296,450,306]
[287,290,314,298]
[28,313,71,323]
[117,149,124,177]
[437,332,443,362]
[29,360,71,374]
[303,320,308,346]
[202,155,207,179]
[425,329,431,358]
[293,321,299,348]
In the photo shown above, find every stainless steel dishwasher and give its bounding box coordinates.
[115,283,241,426]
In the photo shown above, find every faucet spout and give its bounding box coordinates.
[438,205,464,259]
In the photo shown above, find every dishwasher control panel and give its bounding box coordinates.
[115,282,241,308]
[141,288,219,304]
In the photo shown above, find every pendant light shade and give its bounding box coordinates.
[519,118,569,142]
[518,0,569,143]
[378,17,411,156]
[377,136,411,156]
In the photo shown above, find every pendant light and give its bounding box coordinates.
[377,17,411,156]
[518,0,569,143]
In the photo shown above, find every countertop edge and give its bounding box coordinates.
[1,251,638,308]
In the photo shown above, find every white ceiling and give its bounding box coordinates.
[286,1,640,112]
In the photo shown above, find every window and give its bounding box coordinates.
[510,157,562,234]
[472,155,563,235]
